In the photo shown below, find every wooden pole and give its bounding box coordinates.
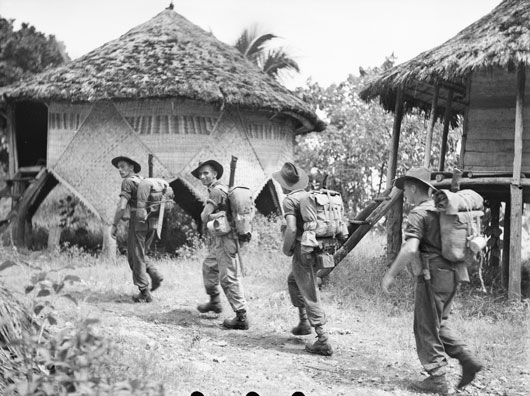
[458,77,472,170]
[424,82,439,169]
[386,88,404,262]
[148,154,153,178]
[489,200,501,269]
[508,63,525,300]
[6,104,17,178]
[502,200,511,289]
[439,89,453,171]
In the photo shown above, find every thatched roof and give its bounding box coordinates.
[360,0,530,117]
[0,8,324,133]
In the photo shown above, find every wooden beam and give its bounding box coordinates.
[6,104,17,178]
[489,200,501,268]
[423,82,439,168]
[458,76,472,170]
[502,200,510,289]
[439,89,453,171]
[386,88,404,262]
[508,63,525,300]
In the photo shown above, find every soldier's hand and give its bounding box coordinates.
[381,273,394,295]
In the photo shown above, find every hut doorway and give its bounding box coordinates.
[255,179,281,216]
[15,101,47,168]
[169,178,204,227]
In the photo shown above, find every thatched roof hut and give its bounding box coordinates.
[0,8,324,247]
[359,0,530,298]
[360,0,530,120]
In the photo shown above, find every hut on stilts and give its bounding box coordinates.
[0,7,324,255]
[358,0,529,299]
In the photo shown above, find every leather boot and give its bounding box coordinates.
[147,267,164,292]
[132,288,152,303]
[305,326,333,356]
[197,294,222,314]
[458,356,483,388]
[222,309,249,330]
[291,307,312,336]
[409,374,449,395]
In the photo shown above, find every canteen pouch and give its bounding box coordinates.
[206,211,231,236]
[315,252,335,271]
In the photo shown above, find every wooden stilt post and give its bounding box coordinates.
[458,77,471,170]
[508,63,525,300]
[386,88,404,262]
[439,89,453,171]
[424,82,439,169]
[489,200,501,269]
[502,200,511,289]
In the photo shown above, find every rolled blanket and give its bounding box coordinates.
[434,189,483,215]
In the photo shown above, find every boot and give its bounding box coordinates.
[458,356,483,388]
[305,326,333,356]
[197,294,222,314]
[409,374,449,395]
[132,288,152,303]
[291,308,312,336]
[222,309,249,330]
[147,268,164,292]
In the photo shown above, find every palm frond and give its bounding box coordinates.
[262,48,300,78]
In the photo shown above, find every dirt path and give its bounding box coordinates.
[56,260,528,396]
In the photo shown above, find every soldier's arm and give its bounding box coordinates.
[111,197,129,238]
[282,214,297,256]
[381,237,420,293]
[200,202,216,224]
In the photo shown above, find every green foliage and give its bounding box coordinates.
[0,16,69,87]
[0,260,164,395]
[295,55,461,213]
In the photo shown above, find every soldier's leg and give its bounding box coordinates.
[197,242,222,313]
[130,219,152,302]
[439,289,483,388]
[288,269,312,335]
[217,236,246,312]
[145,229,163,291]
[218,236,248,330]
[291,244,326,327]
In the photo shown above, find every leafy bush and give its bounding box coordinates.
[0,259,164,395]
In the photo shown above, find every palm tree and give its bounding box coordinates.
[234,26,300,81]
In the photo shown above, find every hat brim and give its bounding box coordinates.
[272,169,309,191]
[111,156,141,173]
[394,175,436,191]
[191,160,224,180]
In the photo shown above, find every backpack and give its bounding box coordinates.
[299,189,349,248]
[208,184,255,241]
[228,186,255,241]
[434,189,485,263]
[134,177,175,221]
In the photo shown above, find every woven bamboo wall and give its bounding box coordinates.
[47,103,93,166]
[52,102,172,223]
[46,98,298,221]
[465,67,530,172]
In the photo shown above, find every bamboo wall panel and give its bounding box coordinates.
[47,103,93,166]
[52,102,172,223]
[463,67,530,172]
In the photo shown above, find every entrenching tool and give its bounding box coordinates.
[228,155,245,275]
[156,200,165,239]
[421,254,440,329]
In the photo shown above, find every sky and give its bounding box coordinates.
[1,0,503,89]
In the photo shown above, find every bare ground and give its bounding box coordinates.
[2,248,529,396]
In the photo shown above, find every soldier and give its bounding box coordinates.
[110,156,164,303]
[381,167,483,395]
[193,159,249,330]
[273,162,333,356]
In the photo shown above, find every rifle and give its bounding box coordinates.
[228,155,245,275]
[421,254,440,329]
